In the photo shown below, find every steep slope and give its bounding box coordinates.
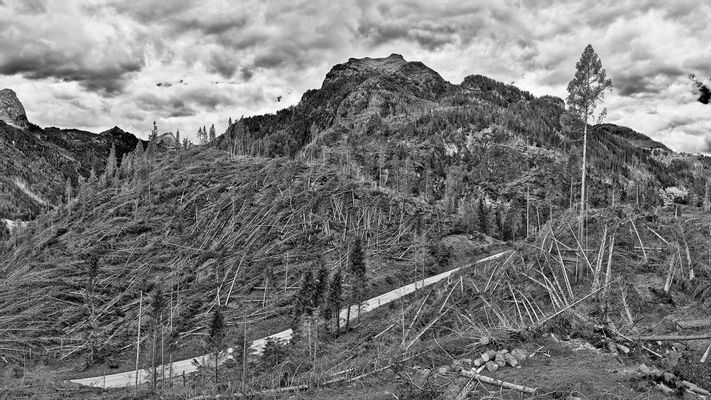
[0,147,493,370]
[0,89,29,128]
[217,55,710,235]
[3,55,711,398]
[0,90,145,221]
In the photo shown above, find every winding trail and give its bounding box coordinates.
[70,250,509,389]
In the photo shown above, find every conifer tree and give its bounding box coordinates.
[294,270,316,320]
[347,237,366,330]
[315,263,328,306]
[105,143,117,184]
[325,270,343,335]
[148,121,159,158]
[209,124,216,142]
[477,197,488,234]
[175,129,181,149]
[88,168,98,195]
[65,177,72,204]
[149,287,164,388]
[208,307,225,387]
[566,44,612,275]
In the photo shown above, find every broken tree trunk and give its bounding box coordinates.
[636,333,711,342]
[459,369,537,394]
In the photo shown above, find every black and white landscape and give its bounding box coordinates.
[2,1,711,399]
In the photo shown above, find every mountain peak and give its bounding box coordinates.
[0,88,29,128]
[322,54,448,100]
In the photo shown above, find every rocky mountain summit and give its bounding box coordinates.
[0,88,29,128]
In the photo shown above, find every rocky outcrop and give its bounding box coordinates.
[0,88,29,128]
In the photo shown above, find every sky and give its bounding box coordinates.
[0,0,710,152]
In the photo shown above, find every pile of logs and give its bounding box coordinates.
[638,364,710,396]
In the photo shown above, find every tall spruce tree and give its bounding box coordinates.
[208,307,225,387]
[149,287,164,388]
[347,237,366,330]
[325,270,343,335]
[105,143,117,184]
[566,44,612,278]
[209,124,216,142]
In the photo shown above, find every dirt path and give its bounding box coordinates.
[69,251,509,389]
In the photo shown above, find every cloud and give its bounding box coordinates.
[702,136,711,153]
[0,0,710,150]
[0,0,147,95]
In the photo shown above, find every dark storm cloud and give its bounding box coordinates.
[135,87,239,117]
[615,66,685,97]
[208,52,240,79]
[173,14,249,36]
[100,0,194,23]
[357,21,457,51]
[0,53,143,95]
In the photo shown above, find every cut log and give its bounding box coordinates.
[701,342,711,363]
[682,380,711,396]
[636,333,711,342]
[675,319,711,329]
[504,353,518,367]
[511,348,527,362]
[485,361,498,372]
[459,370,537,394]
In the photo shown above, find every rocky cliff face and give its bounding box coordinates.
[0,88,29,128]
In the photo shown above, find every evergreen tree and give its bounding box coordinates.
[149,287,164,388]
[208,307,225,387]
[325,270,343,335]
[84,255,100,364]
[477,197,489,234]
[347,237,366,329]
[566,44,612,276]
[88,168,98,192]
[209,124,216,142]
[148,121,159,157]
[228,117,233,126]
[65,177,72,204]
[314,262,329,307]
[293,270,316,323]
[175,129,181,149]
[105,143,117,184]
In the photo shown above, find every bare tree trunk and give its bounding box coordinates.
[135,291,143,394]
[578,114,589,281]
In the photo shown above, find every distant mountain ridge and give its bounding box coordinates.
[0,91,145,221]
[0,89,29,128]
[217,54,708,214]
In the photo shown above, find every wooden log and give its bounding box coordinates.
[485,361,498,372]
[459,369,537,394]
[701,342,711,363]
[675,319,711,329]
[636,333,711,341]
[682,380,711,396]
